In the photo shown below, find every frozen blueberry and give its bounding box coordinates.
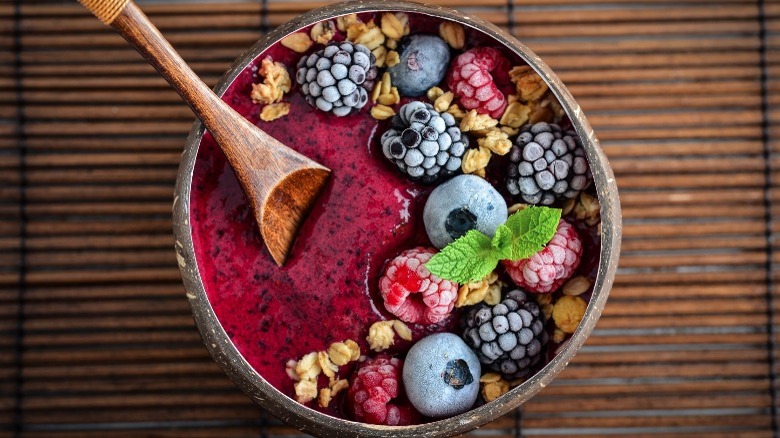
[403,333,480,418]
[388,34,451,97]
[423,174,508,249]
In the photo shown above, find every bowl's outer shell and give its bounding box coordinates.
[173,1,622,436]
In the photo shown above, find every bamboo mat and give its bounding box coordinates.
[2,0,779,436]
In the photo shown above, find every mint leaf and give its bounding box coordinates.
[426,230,500,283]
[502,206,562,260]
[492,224,512,253]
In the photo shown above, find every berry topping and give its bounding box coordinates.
[504,219,582,293]
[378,247,458,325]
[296,41,378,116]
[388,34,451,97]
[403,333,480,417]
[506,122,591,206]
[463,289,548,379]
[347,356,418,425]
[446,47,510,119]
[380,101,468,184]
[423,174,507,249]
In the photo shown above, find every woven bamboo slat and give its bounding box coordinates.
[767,0,780,411]
[1,0,778,436]
[1,0,20,435]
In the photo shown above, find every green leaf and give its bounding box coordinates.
[502,206,562,260]
[491,224,512,253]
[426,230,500,283]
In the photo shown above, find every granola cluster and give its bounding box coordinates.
[251,58,291,104]
[455,271,503,307]
[479,372,509,402]
[508,65,565,124]
[370,72,400,120]
[250,57,292,121]
[438,22,465,49]
[366,319,413,352]
[338,12,409,68]
[552,295,587,335]
[563,192,601,226]
[280,32,313,53]
[287,339,361,407]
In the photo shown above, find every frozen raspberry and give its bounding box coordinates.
[347,356,418,425]
[379,247,458,325]
[446,47,510,119]
[503,219,582,293]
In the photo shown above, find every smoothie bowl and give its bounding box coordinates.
[173,1,621,436]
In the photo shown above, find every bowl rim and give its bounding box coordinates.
[173,1,622,436]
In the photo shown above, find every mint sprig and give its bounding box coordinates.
[500,205,561,260]
[425,230,500,284]
[425,206,561,283]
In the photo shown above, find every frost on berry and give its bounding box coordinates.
[447,47,510,119]
[463,290,548,379]
[506,122,591,205]
[379,248,459,325]
[347,356,416,425]
[504,219,583,294]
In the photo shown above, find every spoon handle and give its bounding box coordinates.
[79,0,331,266]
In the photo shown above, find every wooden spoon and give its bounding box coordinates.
[78,0,331,266]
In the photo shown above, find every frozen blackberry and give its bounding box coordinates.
[462,289,548,379]
[506,122,591,206]
[295,41,377,116]
[380,101,469,185]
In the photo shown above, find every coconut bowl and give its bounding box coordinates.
[173,1,621,436]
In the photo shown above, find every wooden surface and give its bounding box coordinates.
[1,0,779,436]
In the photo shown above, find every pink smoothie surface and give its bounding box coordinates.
[188,12,602,420]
